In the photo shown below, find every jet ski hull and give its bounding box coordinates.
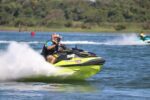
[17,65,102,82]
[18,57,104,82]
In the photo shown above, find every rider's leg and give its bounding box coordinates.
[46,55,56,64]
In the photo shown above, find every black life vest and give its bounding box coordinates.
[41,41,58,58]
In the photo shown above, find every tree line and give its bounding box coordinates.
[0,0,150,30]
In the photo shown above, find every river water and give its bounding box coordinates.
[0,31,149,100]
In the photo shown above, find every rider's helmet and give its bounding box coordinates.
[140,33,145,37]
[51,33,62,42]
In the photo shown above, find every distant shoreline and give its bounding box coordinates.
[0,26,149,33]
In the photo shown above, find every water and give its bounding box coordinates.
[0,31,149,100]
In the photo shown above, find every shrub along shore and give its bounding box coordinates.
[0,0,149,33]
[0,23,149,33]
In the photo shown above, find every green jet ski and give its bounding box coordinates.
[19,47,105,82]
[52,47,105,80]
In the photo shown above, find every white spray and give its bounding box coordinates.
[0,42,60,81]
[0,34,146,46]
[105,34,145,45]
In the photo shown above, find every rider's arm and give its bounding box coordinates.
[47,44,57,50]
[45,41,57,50]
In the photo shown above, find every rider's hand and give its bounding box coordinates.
[52,40,59,45]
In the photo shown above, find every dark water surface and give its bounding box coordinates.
[0,31,150,100]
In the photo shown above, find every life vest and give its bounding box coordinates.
[41,41,58,58]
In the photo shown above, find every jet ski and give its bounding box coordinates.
[53,47,105,80]
[139,33,150,44]
[19,46,105,82]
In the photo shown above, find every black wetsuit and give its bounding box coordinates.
[41,40,58,59]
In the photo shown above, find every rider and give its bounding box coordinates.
[139,33,146,41]
[41,33,62,64]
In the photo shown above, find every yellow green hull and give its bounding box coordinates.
[52,57,103,80]
[18,57,104,82]
[53,65,102,80]
[18,65,102,82]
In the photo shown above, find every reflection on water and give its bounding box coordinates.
[46,82,99,92]
[0,81,101,93]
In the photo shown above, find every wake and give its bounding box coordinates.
[0,34,146,46]
[62,34,145,45]
[104,34,145,45]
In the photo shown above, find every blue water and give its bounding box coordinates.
[0,31,150,100]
